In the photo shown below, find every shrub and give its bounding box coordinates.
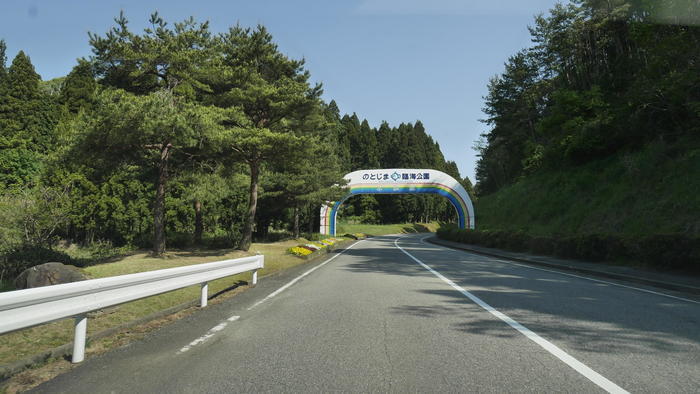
[1,245,76,282]
[436,229,700,272]
[530,236,555,255]
[553,237,578,259]
[633,234,700,271]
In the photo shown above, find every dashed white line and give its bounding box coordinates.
[178,240,364,355]
[395,237,629,394]
[178,315,240,354]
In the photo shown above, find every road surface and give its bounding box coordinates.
[33,234,700,393]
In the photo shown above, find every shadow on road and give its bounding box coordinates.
[336,235,700,356]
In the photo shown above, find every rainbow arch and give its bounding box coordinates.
[320,169,475,236]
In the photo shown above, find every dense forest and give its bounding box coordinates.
[474,0,699,237]
[0,12,467,277]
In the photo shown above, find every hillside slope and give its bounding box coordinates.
[475,139,700,237]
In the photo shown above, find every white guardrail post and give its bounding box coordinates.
[0,255,264,363]
[200,282,208,307]
[73,315,87,363]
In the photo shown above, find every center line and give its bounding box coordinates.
[394,237,628,394]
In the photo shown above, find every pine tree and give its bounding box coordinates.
[87,13,219,254]
[206,25,324,251]
[71,88,222,255]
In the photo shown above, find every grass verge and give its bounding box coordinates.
[0,237,333,375]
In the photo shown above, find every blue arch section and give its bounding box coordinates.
[329,187,466,236]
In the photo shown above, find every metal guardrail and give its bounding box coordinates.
[0,255,264,363]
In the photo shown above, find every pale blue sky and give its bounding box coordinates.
[0,0,565,182]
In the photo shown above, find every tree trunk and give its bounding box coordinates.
[194,200,203,245]
[308,204,314,235]
[293,205,300,239]
[153,144,171,256]
[239,161,259,251]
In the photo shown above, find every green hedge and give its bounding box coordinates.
[436,227,700,272]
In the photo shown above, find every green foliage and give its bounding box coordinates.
[476,0,700,194]
[0,186,72,248]
[469,1,700,268]
[0,39,6,80]
[335,117,468,224]
[0,50,60,193]
[0,51,60,151]
[59,60,96,113]
[89,11,214,96]
[437,227,700,272]
[476,138,700,237]
[0,148,42,192]
[0,245,77,284]
[0,13,464,272]
[40,77,65,96]
[204,24,330,250]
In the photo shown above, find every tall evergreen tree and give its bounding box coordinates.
[2,51,41,144]
[0,51,59,190]
[89,12,214,97]
[87,13,219,254]
[206,25,323,251]
[0,40,7,84]
[60,59,97,113]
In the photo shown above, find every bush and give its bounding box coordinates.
[203,235,233,249]
[634,235,700,271]
[553,236,578,259]
[436,228,700,272]
[167,232,194,248]
[530,236,555,255]
[1,245,76,283]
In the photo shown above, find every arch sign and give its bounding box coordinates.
[320,168,475,236]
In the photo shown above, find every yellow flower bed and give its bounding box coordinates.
[288,238,346,258]
[288,246,313,256]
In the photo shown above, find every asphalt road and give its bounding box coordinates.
[32,234,700,393]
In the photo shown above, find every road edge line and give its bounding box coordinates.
[423,237,700,305]
[394,236,628,394]
[426,236,700,296]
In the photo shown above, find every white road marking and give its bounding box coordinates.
[179,240,364,355]
[395,237,628,394]
[420,236,700,305]
[247,240,364,311]
[178,316,239,354]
